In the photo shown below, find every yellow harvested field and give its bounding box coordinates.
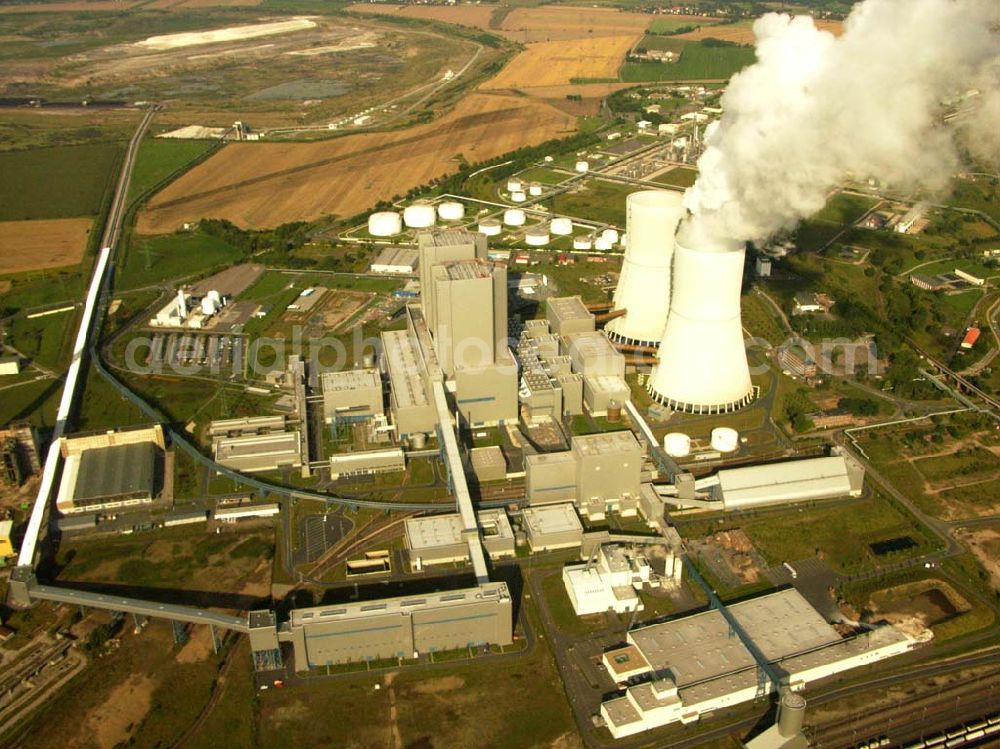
[677,17,842,43]
[146,0,262,8]
[0,0,142,11]
[482,35,635,90]
[347,3,495,29]
[0,217,91,274]
[500,6,653,42]
[139,94,575,232]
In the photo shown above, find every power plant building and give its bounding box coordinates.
[213,431,302,473]
[321,368,383,424]
[382,325,438,439]
[329,448,405,480]
[600,589,921,737]
[281,582,513,668]
[405,509,515,570]
[546,296,596,336]
[521,503,584,551]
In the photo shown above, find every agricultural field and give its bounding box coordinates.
[676,17,843,43]
[117,231,246,289]
[649,16,721,34]
[499,6,654,42]
[621,40,757,82]
[0,217,92,274]
[138,93,575,231]
[482,35,636,89]
[127,138,220,204]
[0,108,140,152]
[347,2,496,29]
[0,142,121,221]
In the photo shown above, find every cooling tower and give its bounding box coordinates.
[647,234,754,414]
[605,190,685,346]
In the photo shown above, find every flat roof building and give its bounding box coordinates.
[280,582,513,668]
[546,296,596,336]
[370,246,418,274]
[600,588,921,737]
[321,368,383,424]
[715,455,864,510]
[525,451,577,505]
[470,446,506,483]
[329,448,405,479]
[521,503,583,552]
[572,431,642,520]
[405,509,515,570]
[382,328,438,438]
[583,374,630,417]
[214,431,302,473]
[56,441,161,514]
[563,332,625,378]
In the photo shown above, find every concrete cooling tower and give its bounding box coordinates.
[605,190,685,346]
[647,235,754,414]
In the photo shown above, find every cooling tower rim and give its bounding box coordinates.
[628,189,685,209]
[646,382,755,414]
[606,330,660,349]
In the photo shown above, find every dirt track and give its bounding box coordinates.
[138,93,574,231]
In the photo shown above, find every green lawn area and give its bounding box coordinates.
[741,292,789,346]
[0,267,87,316]
[117,231,246,290]
[793,220,843,252]
[516,165,570,186]
[649,18,709,34]
[812,193,878,225]
[547,178,637,225]
[4,307,79,370]
[653,166,698,188]
[127,138,218,205]
[946,176,1000,225]
[939,289,984,317]
[912,447,1000,483]
[0,142,122,221]
[0,377,60,427]
[735,493,939,574]
[912,257,998,280]
[638,34,688,53]
[621,41,756,82]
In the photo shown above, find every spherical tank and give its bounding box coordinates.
[437,201,465,221]
[550,217,573,236]
[663,432,691,458]
[478,218,502,236]
[403,204,435,229]
[503,209,526,226]
[606,190,685,347]
[710,427,739,453]
[368,211,402,237]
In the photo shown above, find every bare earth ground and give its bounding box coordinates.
[138,93,575,231]
[75,674,155,749]
[866,579,970,636]
[175,625,215,664]
[348,3,496,30]
[955,526,1000,592]
[482,35,638,90]
[677,18,842,43]
[0,217,92,274]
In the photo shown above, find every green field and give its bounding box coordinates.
[117,231,246,290]
[548,178,637,225]
[653,166,698,188]
[649,18,706,34]
[638,34,688,53]
[515,165,570,186]
[4,307,79,370]
[0,142,122,221]
[621,41,756,82]
[913,447,1000,483]
[127,138,219,205]
[812,192,878,225]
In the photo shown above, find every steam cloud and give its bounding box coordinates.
[682,0,1000,248]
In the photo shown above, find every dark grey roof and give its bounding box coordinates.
[74,442,157,503]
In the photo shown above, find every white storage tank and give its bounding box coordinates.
[543,155,554,163]
[528,183,543,197]
[663,432,691,458]
[601,228,620,244]
[206,289,222,307]
[575,160,589,173]
[619,233,628,248]
[503,209,526,226]
[550,217,573,236]
[506,178,523,193]
[511,191,527,203]
[368,211,402,237]
[573,236,593,250]
[594,236,613,251]
[201,297,218,316]
[403,203,435,229]
[710,427,739,453]
[437,201,465,221]
[478,218,502,236]
[525,226,550,246]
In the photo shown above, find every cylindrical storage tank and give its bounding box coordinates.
[403,203,435,229]
[594,236,613,251]
[368,211,402,237]
[550,217,573,236]
[525,226,549,247]
[619,233,628,248]
[362,351,376,368]
[606,190,685,347]
[201,297,217,315]
[663,432,691,458]
[647,233,754,414]
[207,289,222,306]
[777,692,806,737]
[543,155,554,163]
[575,160,589,173]
[506,178,523,193]
[528,183,543,197]
[601,228,619,244]
[478,218,502,236]
[409,432,427,449]
[573,236,593,250]
[710,427,739,453]
[510,190,527,203]
[503,209,526,226]
[437,201,465,221]
[607,399,622,422]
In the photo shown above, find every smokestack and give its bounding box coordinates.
[177,289,187,318]
[606,190,685,347]
[647,229,753,414]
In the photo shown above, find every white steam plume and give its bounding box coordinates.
[682,0,1000,248]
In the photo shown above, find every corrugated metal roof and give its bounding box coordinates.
[74,442,157,502]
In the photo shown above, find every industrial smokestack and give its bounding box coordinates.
[606,190,685,347]
[647,227,753,414]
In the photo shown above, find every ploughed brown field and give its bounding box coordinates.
[0,217,92,273]
[138,93,575,231]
